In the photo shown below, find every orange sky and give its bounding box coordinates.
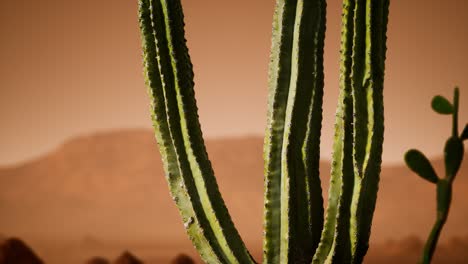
[1,0,467,165]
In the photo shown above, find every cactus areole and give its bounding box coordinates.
[138,0,389,263]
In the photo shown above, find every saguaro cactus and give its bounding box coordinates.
[138,0,389,263]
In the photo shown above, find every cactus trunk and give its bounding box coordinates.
[313,0,389,263]
[263,0,326,263]
[138,0,255,263]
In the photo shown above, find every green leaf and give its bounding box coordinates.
[431,96,454,115]
[405,149,439,183]
[461,124,468,141]
[444,137,464,179]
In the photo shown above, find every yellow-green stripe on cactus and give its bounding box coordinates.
[263,0,326,263]
[138,1,255,263]
[137,0,389,263]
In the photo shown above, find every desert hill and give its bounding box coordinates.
[0,130,267,245]
[0,129,467,263]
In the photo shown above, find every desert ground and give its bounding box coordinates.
[1,129,467,263]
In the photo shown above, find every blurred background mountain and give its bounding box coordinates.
[1,129,467,263]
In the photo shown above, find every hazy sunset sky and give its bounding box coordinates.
[1,0,467,165]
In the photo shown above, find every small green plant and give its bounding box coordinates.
[405,87,467,264]
[137,0,389,263]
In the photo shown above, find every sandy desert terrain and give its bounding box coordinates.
[1,129,467,263]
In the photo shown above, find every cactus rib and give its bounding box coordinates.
[312,0,355,262]
[312,0,388,263]
[262,0,298,263]
[263,0,326,263]
[139,1,255,263]
[301,0,327,260]
[281,0,326,263]
[351,0,388,262]
[139,0,390,263]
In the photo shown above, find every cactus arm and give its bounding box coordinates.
[351,0,389,262]
[347,0,370,259]
[328,0,370,261]
[324,89,355,264]
[262,0,298,263]
[419,88,465,264]
[138,1,220,261]
[350,0,368,174]
[139,1,255,263]
[452,87,459,137]
[311,0,355,263]
[312,0,389,263]
[280,0,326,263]
[263,0,326,263]
[420,179,452,264]
[301,0,327,259]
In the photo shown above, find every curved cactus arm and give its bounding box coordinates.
[301,0,327,259]
[329,0,369,261]
[138,1,255,263]
[312,0,356,262]
[262,0,326,263]
[350,0,388,262]
[312,0,389,263]
[139,2,219,261]
[406,87,465,264]
[280,0,326,263]
[262,1,296,262]
[420,89,465,264]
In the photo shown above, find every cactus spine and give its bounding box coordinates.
[138,0,389,263]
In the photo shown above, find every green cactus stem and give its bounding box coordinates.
[405,87,466,264]
[262,0,326,263]
[312,0,388,263]
[138,0,390,263]
[138,0,255,263]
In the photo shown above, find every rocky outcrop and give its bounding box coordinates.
[85,256,110,264]
[0,238,44,264]
[114,251,143,264]
[171,254,194,264]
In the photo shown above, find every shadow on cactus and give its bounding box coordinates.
[137,0,389,263]
[405,87,467,264]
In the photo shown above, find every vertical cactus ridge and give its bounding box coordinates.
[312,1,388,263]
[139,0,389,262]
[350,0,368,174]
[327,0,369,261]
[312,0,355,263]
[301,0,327,260]
[281,0,326,263]
[139,1,219,261]
[263,0,298,263]
[348,0,369,261]
[139,0,255,263]
[351,0,388,262]
[263,0,326,263]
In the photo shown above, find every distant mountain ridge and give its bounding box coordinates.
[0,129,467,247]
